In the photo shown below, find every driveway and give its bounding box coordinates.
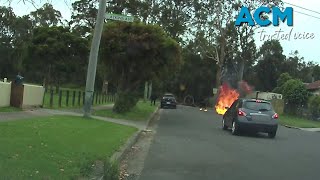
[138,105,320,180]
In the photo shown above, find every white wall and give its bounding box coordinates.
[22,84,45,107]
[246,91,283,100]
[0,82,11,107]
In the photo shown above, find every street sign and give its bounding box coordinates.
[213,88,218,94]
[105,13,134,22]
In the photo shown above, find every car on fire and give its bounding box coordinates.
[160,93,177,109]
[222,98,278,138]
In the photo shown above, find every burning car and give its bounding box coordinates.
[215,83,240,115]
[222,99,279,138]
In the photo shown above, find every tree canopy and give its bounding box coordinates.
[100,22,182,112]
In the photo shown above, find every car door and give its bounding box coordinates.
[225,100,239,127]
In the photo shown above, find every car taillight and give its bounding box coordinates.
[238,109,246,116]
[272,113,279,119]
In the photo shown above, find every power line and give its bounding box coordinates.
[295,10,320,20]
[283,1,320,15]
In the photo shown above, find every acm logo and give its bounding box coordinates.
[235,6,293,27]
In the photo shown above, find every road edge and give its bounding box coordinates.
[111,106,160,162]
[282,124,320,132]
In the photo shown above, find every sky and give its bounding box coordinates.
[3,0,320,63]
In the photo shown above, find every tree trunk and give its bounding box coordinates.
[238,58,245,81]
[216,65,222,88]
[144,81,148,102]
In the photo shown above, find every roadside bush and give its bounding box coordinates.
[113,91,140,113]
[308,96,320,120]
[103,159,119,180]
[282,79,309,115]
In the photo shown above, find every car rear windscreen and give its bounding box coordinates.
[244,101,272,111]
[164,95,174,99]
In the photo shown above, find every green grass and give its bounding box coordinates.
[43,89,114,109]
[0,106,22,112]
[280,115,320,128]
[0,115,137,179]
[93,101,158,121]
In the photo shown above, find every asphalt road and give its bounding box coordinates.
[138,105,320,180]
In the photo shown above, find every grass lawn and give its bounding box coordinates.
[93,101,158,121]
[0,115,137,179]
[279,115,320,128]
[0,106,22,112]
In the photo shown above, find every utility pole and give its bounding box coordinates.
[83,0,107,118]
[144,81,148,102]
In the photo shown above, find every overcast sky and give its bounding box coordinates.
[4,0,320,63]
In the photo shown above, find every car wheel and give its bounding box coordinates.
[222,118,228,130]
[268,131,276,138]
[231,121,239,135]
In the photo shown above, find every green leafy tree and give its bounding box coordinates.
[282,79,309,115]
[70,0,98,36]
[312,65,320,82]
[308,96,320,120]
[280,50,305,79]
[100,22,182,113]
[0,6,16,78]
[11,15,34,73]
[29,3,62,27]
[25,26,89,88]
[255,40,286,91]
[191,0,282,87]
[273,73,293,94]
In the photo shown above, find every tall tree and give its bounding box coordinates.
[11,15,33,73]
[29,3,62,27]
[255,40,286,91]
[0,6,16,78]
[25,26,89,88]
[70,0,98,36]
[281,50,305,79]
[100,22,182,113]
[192,0,282,88]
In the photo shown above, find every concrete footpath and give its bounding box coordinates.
[0,105,148,130]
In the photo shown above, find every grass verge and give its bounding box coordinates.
[93,101,158,121]
[0,106,22,112]
[0,115,137,179]
[280,115,320,128]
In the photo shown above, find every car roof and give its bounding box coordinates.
[240,98,270,104]
[164,93,174,96]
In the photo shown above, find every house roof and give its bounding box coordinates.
[306,80,320,90]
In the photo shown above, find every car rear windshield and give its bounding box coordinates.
[243,101,272,111]
[164,95,174,98]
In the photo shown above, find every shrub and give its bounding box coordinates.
[308,96,320,120]
[103,159,119,180]
[113,91,140,113]
[282,79,309,115]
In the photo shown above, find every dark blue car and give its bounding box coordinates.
[160,93,177,109]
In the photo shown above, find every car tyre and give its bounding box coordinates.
[231,121,239,135]
[268,131,276,138]
[222,118,228,130]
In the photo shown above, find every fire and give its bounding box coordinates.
[215,83,240,115]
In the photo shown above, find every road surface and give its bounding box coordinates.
[138,105,320,180]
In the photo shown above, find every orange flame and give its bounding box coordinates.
[215,83,240,115]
